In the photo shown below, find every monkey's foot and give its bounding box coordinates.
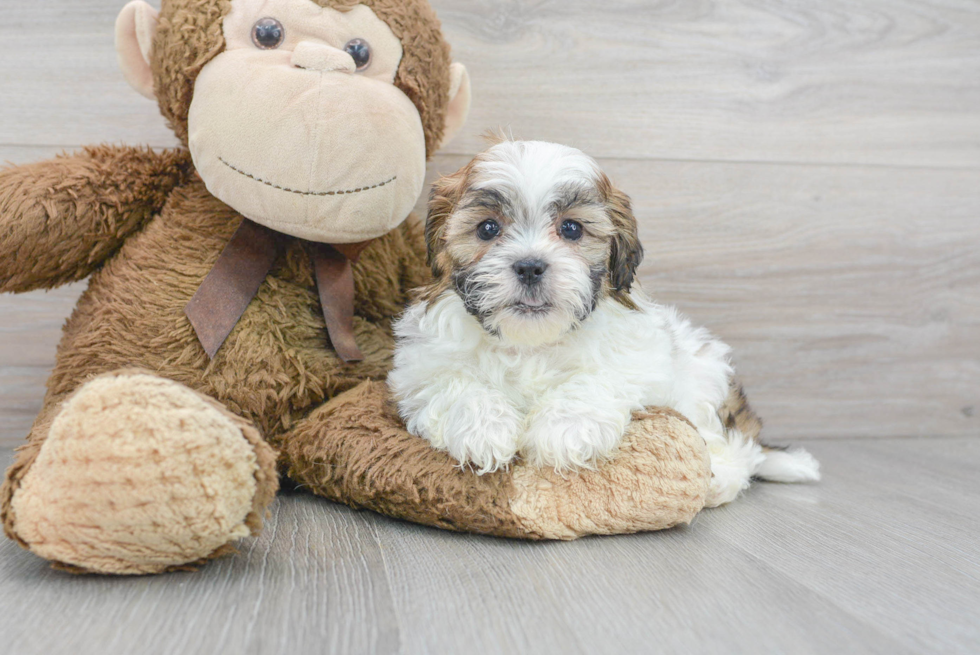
[6,371,278,574]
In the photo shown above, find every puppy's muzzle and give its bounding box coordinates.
[513,259,548,286]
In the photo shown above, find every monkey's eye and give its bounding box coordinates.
[344,39,372,71]
[477,219,501,241]
[252,18,285,50]
[560,220,584,241]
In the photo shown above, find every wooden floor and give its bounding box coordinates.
[1,441,978,654]
[2,1,979,653]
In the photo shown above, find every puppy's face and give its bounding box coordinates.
[424,141,643,346]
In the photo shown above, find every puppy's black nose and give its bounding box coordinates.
[513,259,548,286]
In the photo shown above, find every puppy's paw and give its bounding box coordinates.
[522,405,627,472]
[443,398,524,474]
[406,393,522,475]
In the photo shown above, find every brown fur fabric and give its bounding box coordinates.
[43,178,429,442]
[0,146,192,292]
[153,0,451,154]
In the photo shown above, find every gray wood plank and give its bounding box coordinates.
[708,438,980,654]
[0,284,85,447]
[441,0,980,168]
[364,511,914,655]
[0,146,79,167]
[2,1,979,167]
[613,157,980,440]
[1,2,179,151]
[1,438,978,654]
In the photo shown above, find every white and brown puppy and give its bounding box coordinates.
[388,140,820,506]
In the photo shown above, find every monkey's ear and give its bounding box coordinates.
[115,1,159,100]
[603,180,645,293]
[439,64,472,150]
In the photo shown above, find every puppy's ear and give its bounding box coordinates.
[600,175,644,294]
[481,127,513,146]
[426,164,471,275]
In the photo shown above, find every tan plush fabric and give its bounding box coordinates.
[510,410,711,539]
[351,0,453,156]
[186,1,432,243]
[188,50,427,244]
[115,1,159,99]
[0,148,711,568]
[441,62,471,148]
[8,372,279,575]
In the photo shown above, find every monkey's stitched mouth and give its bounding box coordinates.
[218,157,397,197]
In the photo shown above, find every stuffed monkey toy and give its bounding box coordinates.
[0,0,710,575]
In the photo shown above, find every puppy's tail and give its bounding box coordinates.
[720,380,821,483]
[755,445,821,483]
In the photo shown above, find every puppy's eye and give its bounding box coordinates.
[344,38,372,71]
[477,219,501,241]
[560,219,583,241]
[252,18,285,50]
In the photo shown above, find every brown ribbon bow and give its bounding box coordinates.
[185,218,370,363]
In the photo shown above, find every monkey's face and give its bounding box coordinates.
[184,0,425,243]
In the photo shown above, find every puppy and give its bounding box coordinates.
[388,140,820,506]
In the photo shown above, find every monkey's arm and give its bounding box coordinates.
[0,145,192,293]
